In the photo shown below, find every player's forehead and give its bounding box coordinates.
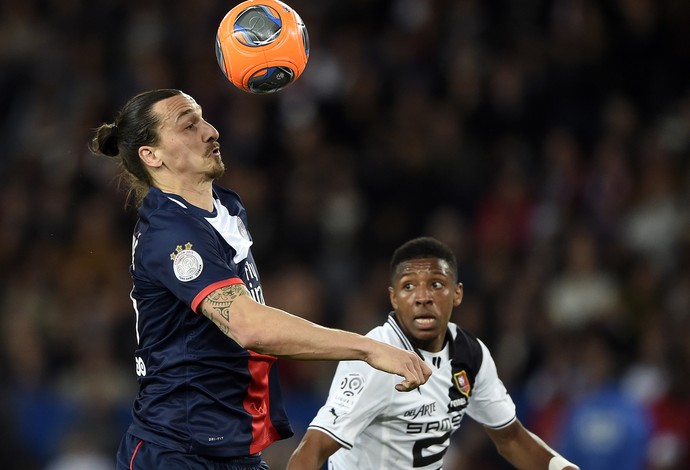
[152,93,202,127]
[394,258,453,280]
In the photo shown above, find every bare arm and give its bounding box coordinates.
[199,284,431,391]
[287,429,342,470]
[484,420,579,470]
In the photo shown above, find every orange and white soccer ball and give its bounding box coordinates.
[215,0,310,94]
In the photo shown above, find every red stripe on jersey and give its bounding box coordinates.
[191,277,245,313]
[245,351,281,454]
[129,439,143,470]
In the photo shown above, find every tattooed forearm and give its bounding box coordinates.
[201,308,230,335]
[201,284,250,336]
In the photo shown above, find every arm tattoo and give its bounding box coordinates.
[201,284,250,336]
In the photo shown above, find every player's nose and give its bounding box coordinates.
[202,120,220,141]
[414,284,433,304]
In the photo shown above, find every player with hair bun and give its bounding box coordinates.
[90,89,430,470]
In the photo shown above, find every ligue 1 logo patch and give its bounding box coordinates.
[339,372,365,397]
[170,242,203,282]
[333,372,365,410]
[453,370,471,397]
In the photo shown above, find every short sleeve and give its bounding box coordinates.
[308,359,393,449]
[135,210,242,311]
[465,340,517,428]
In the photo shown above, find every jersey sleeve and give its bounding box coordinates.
[465,339,517,428]
[136,210,243,312]
[307,358,393,449]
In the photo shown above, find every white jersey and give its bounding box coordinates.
[308,314,516,470]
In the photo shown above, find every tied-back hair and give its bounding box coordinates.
[390,237,458,282]
[89,89,184,207]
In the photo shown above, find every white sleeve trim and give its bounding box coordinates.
[307,425,354,450]
[485,414,517,430]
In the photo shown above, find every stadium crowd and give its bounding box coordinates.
[1,0,689,469]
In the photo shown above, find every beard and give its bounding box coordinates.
[204,157,225,181]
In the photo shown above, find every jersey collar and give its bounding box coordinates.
[386,312,451,360]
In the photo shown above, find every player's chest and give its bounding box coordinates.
[387,363,466,434]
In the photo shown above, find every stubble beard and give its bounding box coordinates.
[205,157,225,181]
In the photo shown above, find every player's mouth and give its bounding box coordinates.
[209,144,221,159]
[413,316,437,328]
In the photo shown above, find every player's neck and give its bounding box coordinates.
[410,335,447,353]
[156,179,215,211]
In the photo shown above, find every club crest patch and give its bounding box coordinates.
[170,242,203,282]
[453,370,471,397]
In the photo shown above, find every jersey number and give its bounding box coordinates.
[135,356,147,377]
[412,431,450,467]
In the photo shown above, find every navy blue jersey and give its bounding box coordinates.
[126,185,293,457]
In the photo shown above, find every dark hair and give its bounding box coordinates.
[89,89,184,207]
[390,237,458,282]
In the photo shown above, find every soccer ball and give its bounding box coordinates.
[215,0,310,94]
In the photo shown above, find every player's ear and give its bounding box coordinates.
[454,283,463,307]
[139,146,162,168]
[389,286,398,310]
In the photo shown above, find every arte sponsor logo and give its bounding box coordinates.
[404,402,437,419]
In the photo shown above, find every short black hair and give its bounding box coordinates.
[390,237,458,282]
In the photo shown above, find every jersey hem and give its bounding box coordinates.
[127,424,293,458]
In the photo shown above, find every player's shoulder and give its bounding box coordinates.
[140,187,190,218]
[447,322,480,344]
[212,184,245,213]
[141,189,215,230]
[135,189,218,257]
[212,183,242,200]
[374,314,414,350]
[330,316,410,384]
[447,322,485,372]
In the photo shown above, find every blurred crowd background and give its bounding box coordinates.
[1,0,690,469]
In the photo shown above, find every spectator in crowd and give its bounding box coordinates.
[556,323,651,470]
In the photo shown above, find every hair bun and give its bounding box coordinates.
[96,123,120,157]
